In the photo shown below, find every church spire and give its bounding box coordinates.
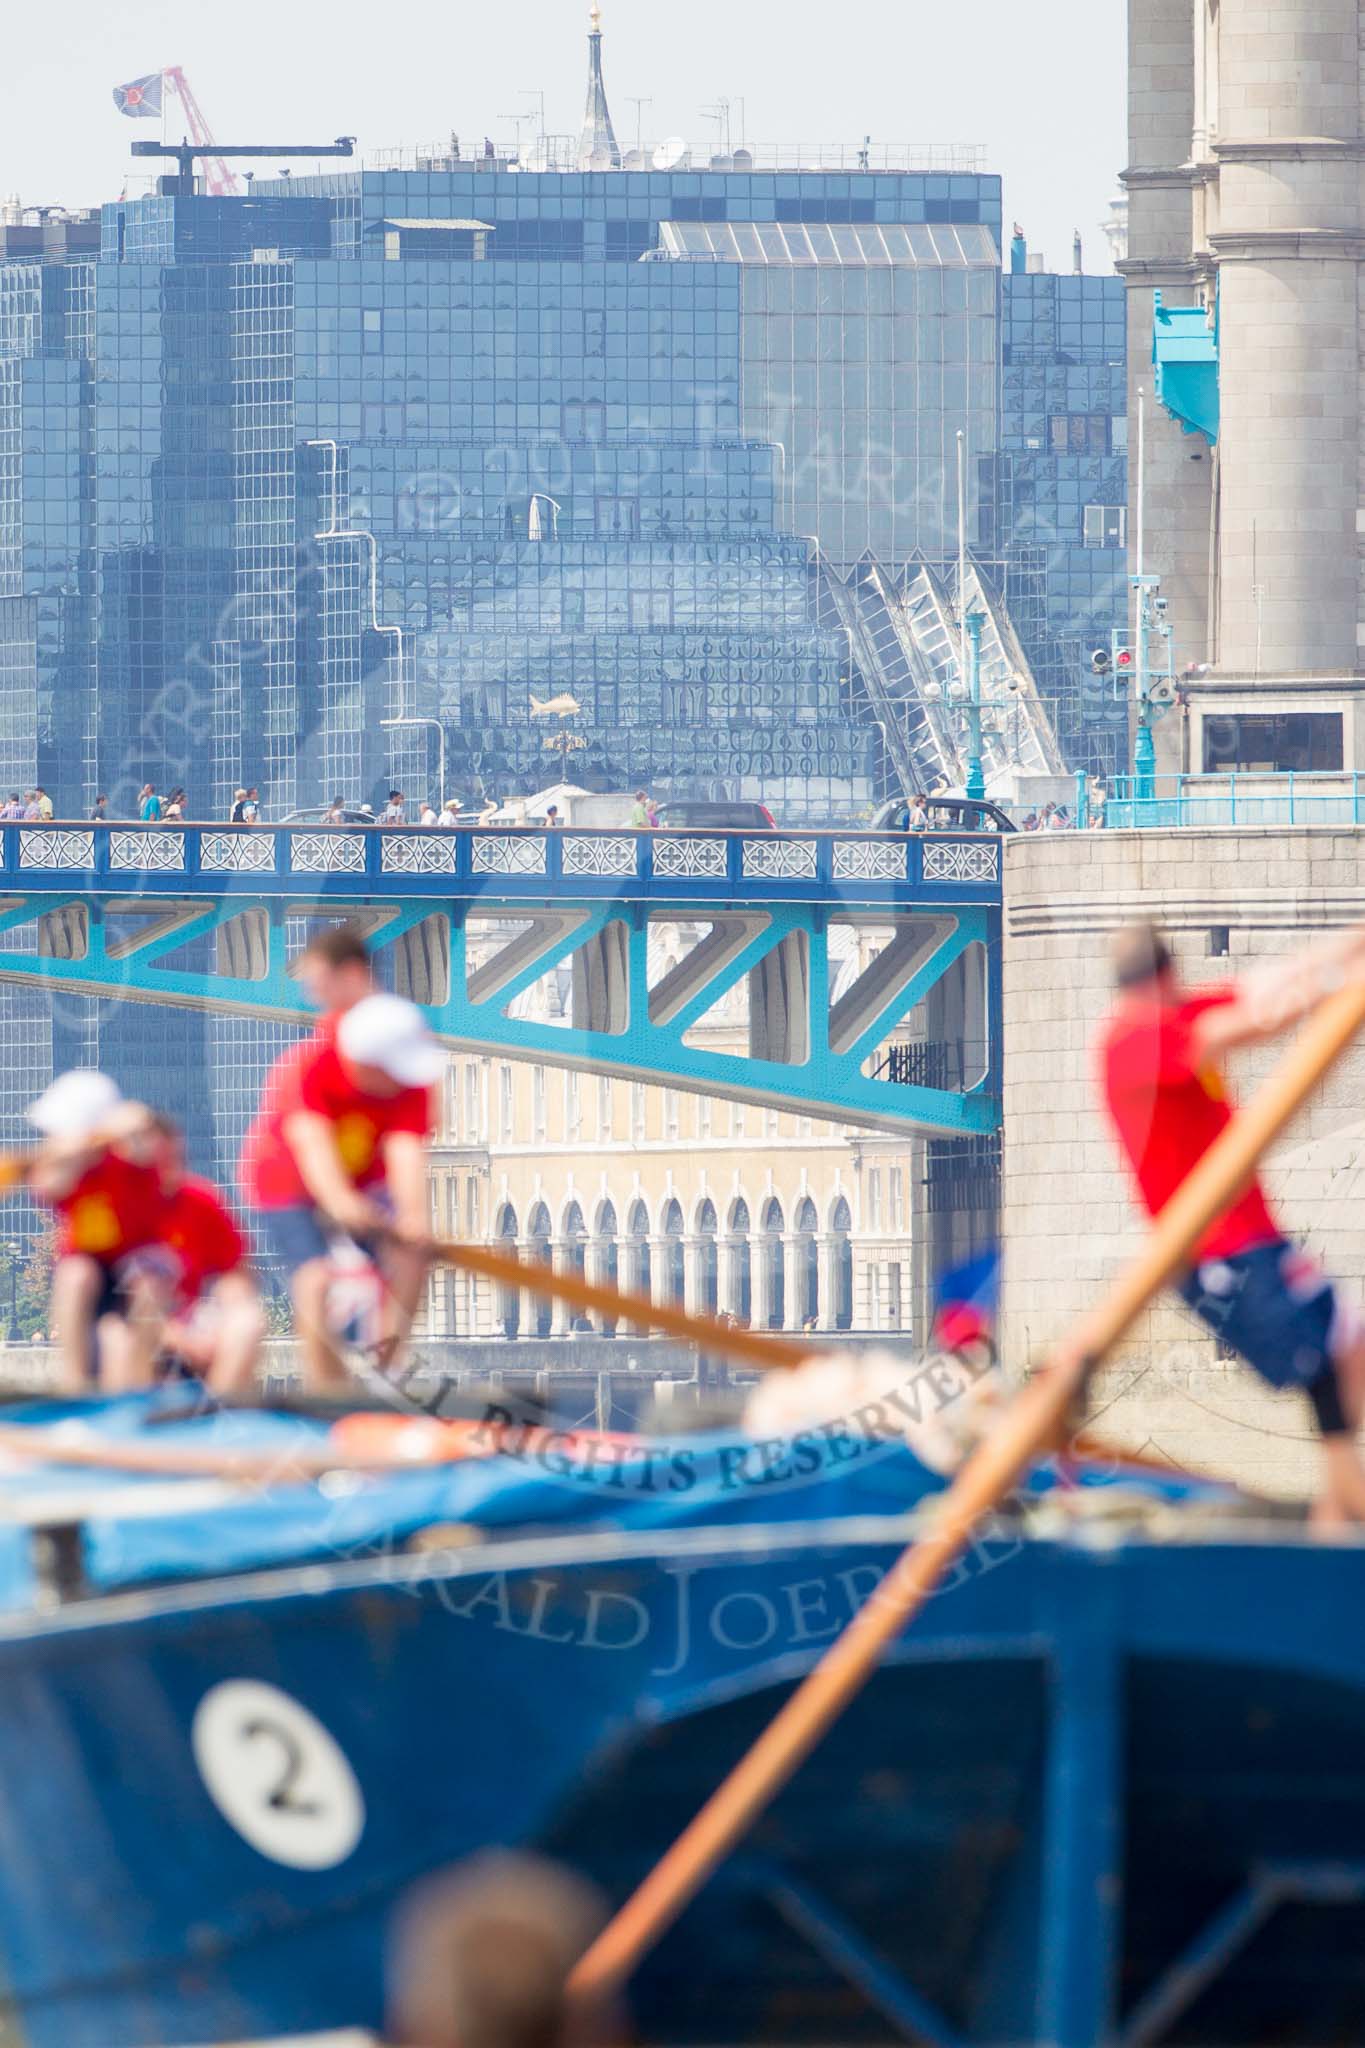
[577,3,622,171]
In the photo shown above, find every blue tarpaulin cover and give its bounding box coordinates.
[0,1390,1234,1614]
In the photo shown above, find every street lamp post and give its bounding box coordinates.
[963,610,986,802]
[1131,383,1156,803]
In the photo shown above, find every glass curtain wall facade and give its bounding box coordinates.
[0,143,1125,1193]
[998,271,1129,777]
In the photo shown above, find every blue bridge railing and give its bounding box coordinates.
[0,821,1004,907]
[0,823,1004,1138]
[1104,772,1365,832]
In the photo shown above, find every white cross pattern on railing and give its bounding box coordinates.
[653,837,728,880]
[19,830,95,871]
[380,835,457,875]
[741,838,818,881]
[922,839,999,882]
[289,833,366,875]
[200,832,276,874]
[561,836,637,879]
[472,835,549,877]
[109,831,186,872]
[833,840,907,883]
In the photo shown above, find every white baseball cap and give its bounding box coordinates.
[337,994,445,1087]
[28,1069,123,1140]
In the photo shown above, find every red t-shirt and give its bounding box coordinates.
[51,1154,166,1264]
[160,1174,248,1308]
[1100,985,1281,1262]
[239,1037,432,1212]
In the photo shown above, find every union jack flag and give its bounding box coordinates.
[112,73,164,119]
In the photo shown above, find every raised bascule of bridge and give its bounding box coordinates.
[0,823,1002,1137]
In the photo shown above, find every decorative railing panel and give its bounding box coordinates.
[380,835,457,876]
[472,835,549,877]
[653,837,728,881]
[109,831,186,872]
[289,833,366,875]
[741,838,819,881]
[200,832,276,874]
[19,830,94,870]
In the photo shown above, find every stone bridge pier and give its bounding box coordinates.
[1001,828,1365,1494]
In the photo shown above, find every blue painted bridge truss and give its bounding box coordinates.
[0,823,1003,1136]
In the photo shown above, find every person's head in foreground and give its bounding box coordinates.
[1111,922,1175,996]
[147,1112,187,1189]
[27,1069,123,1145]
[336,992,445,1098]
[296,923,373,1016]
[387,1851,622,2048]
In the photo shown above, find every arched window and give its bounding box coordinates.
[662,1197,685,1306]
[527,1200,552,1339]
[562,1201,588,1333]
[562,1201,587,1277]
[761,1196,785,1330]
[728,1197,752,1325]
[627,1199,651,1301]
[795,1195,819,1329]
[495,1202,519,1339]
[695,1198,718,1315]
[830,1195,853,1332]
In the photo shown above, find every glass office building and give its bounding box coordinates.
[999,266,1129,777]
[0,20,1125,1187]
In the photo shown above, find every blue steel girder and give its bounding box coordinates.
[0,823,1003,1137]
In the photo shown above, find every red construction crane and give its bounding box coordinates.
[163,67,240,196]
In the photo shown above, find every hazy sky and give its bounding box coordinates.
[10,0,1125,274]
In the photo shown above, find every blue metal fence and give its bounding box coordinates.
[1104,773,1365,831]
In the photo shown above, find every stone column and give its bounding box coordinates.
[782,1234,806,1332]
[816,1233,840,1332]
[718,1236,744,1319]
[1122,0,1211,770]
[621,1240,650,1335]
[682,1235,706,1318]
[752,1235,774,1331]
[514,1238,539,1339]
[1211,0,1362,683]
[550,1241,575,1336]
[586,1236,615,1332]
[649,1235,673,1309]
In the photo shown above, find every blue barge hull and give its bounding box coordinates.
[0,1511,1362,2046]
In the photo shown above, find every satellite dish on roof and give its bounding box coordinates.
[653,137,689,170]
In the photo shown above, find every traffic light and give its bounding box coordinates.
[1116,649,1134,675]
[1090,647,1111,675]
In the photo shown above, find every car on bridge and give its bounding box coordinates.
[280,804,378,827]
[871,795,1017,835]
[655,799,776,831]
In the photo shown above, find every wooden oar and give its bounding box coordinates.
[565,981,1365,2003]
[425,1237,814,1375]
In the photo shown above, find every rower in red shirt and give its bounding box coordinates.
[150,1117,265,1395]
[25,1070,173,1394]
[240,990,442,1389]
[1099,922,1365,1525]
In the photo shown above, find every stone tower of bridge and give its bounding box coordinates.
[1122,0,1364,769]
